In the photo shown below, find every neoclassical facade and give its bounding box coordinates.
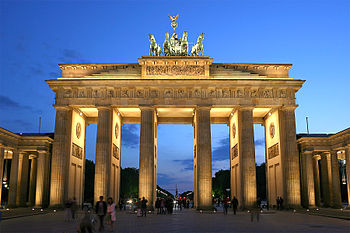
[0,127,53,207]
[46,56,304,209]
[1,56,349,210]
[297,128,350,208]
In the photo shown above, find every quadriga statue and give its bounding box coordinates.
[191,33,205,56]
[149,34,162,56]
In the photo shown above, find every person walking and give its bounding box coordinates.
[64,199,73,221]
[141,197,148,217]
[231,196,238,215]
[72,197,78,220]
[223,198,229,215]
[95,196,107,232]
[107,197,117,232]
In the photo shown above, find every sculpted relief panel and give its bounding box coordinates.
[59,87,293,100]
[146,65,205,76]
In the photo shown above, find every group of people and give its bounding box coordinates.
[135,197,149,217]
[64,197,78,221]
[276,196,284,210]
[222,196,239,215]
[155,197,175,214]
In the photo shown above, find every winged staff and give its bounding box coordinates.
[149,14,204,56]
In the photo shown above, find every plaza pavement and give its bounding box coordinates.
[0,208,349,233]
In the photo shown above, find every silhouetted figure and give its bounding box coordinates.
[107,197,116,231]
[257,197,262,210]
[72,197,77,219]
[141,197,148,217]
[223,199,229,215]
[279,197,284,210]
[64,199,73,221]
[155,198,161,214]
[231,196,238,215]
[79,211,93,233]
[276,196,280,210]
[95,196,107,232]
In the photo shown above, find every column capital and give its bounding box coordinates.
[280,105,298,111]
[139,105,155,111]
[312,154,321,160]
[237,105,254,111]
[195,105,212,110]
[53,105,71,111]
[96,105,112,111]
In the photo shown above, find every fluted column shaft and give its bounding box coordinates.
[0,147,4,204]
[312,156,321,206]
[94,107,113,203]
[28,158,37,206]
[278,107,301,207]
[300,151,315,207]
[17,153,29,206]
[237,108,256,208]
[8,150,19,207]
[139,107,156,208]
[345,146,350,207]
[36,151,49,207]
[195,106,212,209]
[320,153,332,207]
[50,107,72,206]
[330,150,342,208]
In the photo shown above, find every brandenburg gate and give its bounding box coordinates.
[47,55,304,209]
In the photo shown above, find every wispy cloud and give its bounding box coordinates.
[172,158,193,171]
[121,124,139,148]
[0,95,32,110]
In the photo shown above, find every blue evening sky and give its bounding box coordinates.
[0,0,349,193]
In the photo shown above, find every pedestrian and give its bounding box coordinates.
[279,197,284,210]
[257,197,262,211]
[231,196,238,215]
[78,211,93,233]
[223,198,229,215]
[107,197,116,232]
[119,199,123,211]
[141,197,148,217]
[161,198,166,214]
[72,197,77,220]
[64,199,73,221]
[136,198,142,217]
[95,196,107,232]
[276,196,280,210]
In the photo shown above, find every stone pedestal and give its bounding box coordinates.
[94,107,113,203]
[139,106,157,209]
[28,158,37,206]
[300,151,315,207]
[320,153,332,207]
[50,107,73,206]
[312,155,321,207]
[195,106,212,209]
[279,107,301,207]
[330,150,342,208]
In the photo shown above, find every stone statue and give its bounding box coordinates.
[170,33,182,56]
[163,32,171,56]
[191,33,205,56]
[181,31,188,56]
[149,34,162,56]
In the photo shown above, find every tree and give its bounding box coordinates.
[212,170,230,198]
[120,167,139,199]
[84,159,95,204]
[256,163,266,200]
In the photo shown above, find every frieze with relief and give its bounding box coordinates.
[59,87,293,100]
[145,65,205,76]
[72,143,83,159]
[268,143,279,159]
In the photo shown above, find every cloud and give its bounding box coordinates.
[30,66,45,75]
[172,159,193,171]
[121,124,139,148]
[0,95,32,110]
[212,137,230,161]
[58,49,91,63]
[255,138,265,146]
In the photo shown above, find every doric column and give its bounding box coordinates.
[94,107,113,203]
[28,157,37,206]
[320,152,332,207]
[300,150,315,207]
[195,106,212,209]
[8,150,19,207]
[35,150,50,207]
[345,145,350,207]
[330,150,342,208]
[50,107,73,206]
[18,153,29,207]
[312,155,321,206]
[139,106,157,209]
[278,106,301,207]
[238,107,256,208]
[0,147,4,205]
